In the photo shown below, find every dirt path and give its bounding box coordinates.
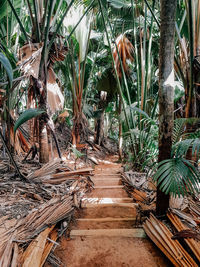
[55,156,170,267]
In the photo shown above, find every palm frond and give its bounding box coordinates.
[113,34,134,78]
[7,0,29,42]
[153,158,200,197]
[0,52,13,87]
[108,0,131,9]
[172,118,200,144]
[172,138,200,158]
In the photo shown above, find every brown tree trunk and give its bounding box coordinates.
[38,61,49,163]
[118,97,123,160]
[39,119,49,163]
[95,109,105,145]
[156,0,176,216]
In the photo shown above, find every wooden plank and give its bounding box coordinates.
[92,178,121,181]
[81,203,138,208]
[70,228,146,238]
[51,168,94,178]
[93,174,121,177]
[81,197,132,204]
[77,217,136,222]
[94,185,124,189]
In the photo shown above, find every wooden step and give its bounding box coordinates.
[82,202,137,208]
[70,229,146,238]
[77,217,136,222]
[94,185,124,189]
[75,217,136,229]
[87,188,129,198]
[93,174,121,177]
[80,204,137,218]
[92,177,121,180]
[95,172,121,175]
[95,170,121,174]
[92,178,122,186]
[81,197,132,204]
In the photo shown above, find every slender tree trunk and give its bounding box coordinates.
[118,97,123,160]
[38,62,49,163]
[95,109,105,145]
[195,47,200,118]
[156,0,176,216]
[39,119,49,163]
[95,92,107,146]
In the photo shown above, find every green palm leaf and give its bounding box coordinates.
[153,158,200,197]
[172,138,200,157]
[0,52,13,87]
[14,109,46,133]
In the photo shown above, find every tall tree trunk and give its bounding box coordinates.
[95,92,107,146]
[156,0,176,216]
[38,63,49,163]
[118,97,123,160]
[95,109,105,145]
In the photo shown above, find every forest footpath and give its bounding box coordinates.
[53,155,170,267]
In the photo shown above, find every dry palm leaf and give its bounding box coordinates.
[10,125,31,154]
[0,195,74,265]
[168,210,200,262]
[172,229,200,241]
[17,43,43,79]
[22,226,54,267]
[113,34,134,78]
[47,68,64,114]
[143,213,198,266]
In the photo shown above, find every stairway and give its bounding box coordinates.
[55,157,170,267]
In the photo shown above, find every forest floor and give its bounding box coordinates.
[53,155,171,267]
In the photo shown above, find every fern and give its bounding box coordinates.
[153,158,200,197]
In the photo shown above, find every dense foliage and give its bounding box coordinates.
[0,0,200,198]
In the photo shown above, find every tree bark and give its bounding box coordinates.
[39,119,49,163]
[95,109,105,145]
[95,91,107,146]
[118,97,123,160]
[38,61,49,163]
[156,0,176,216]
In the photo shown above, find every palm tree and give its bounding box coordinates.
[62,4,93,145]
[156,0,177,216]
[4,0,74,162]
[113,33,134,159]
